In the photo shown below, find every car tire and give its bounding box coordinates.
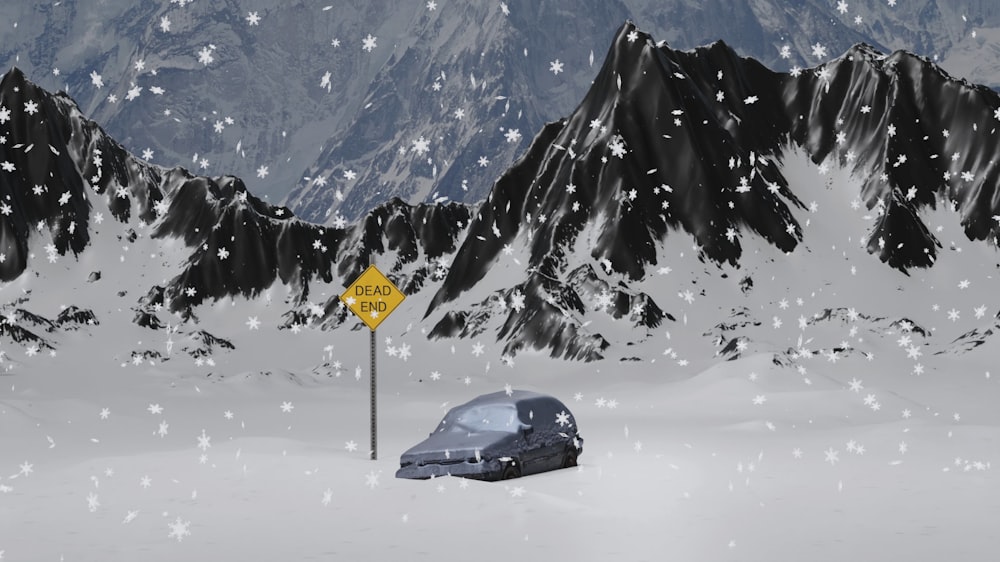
[501,462,521,480]
[563,448,578,468]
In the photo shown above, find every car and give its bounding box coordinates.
[395,389,583,481]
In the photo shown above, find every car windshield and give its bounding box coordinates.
[439,404,520,433]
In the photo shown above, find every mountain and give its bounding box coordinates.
[4,1,1000,225]
[422,21,1000,359]
[0,65,469,349]
[4,21,1000,366]
[621,0,1000,87]
[280,0,635,223]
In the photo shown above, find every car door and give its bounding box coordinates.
[536,425,570,472]
[516,399,564,474]
[517,424,547,475]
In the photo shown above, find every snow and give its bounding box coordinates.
[3,4,1000,559]
[2,147,998,560]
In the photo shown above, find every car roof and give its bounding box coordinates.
[459,389,562,407]
[446,390,570,420]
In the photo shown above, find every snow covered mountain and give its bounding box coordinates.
[4,1,1000,225]
[4,20,1000,367]
[622,0,1000,87]
[0,64,474,363]
[422,21,1000,360]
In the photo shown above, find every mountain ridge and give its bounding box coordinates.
[4,21,1000,361]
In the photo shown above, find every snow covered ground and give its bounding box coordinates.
[3,318,997,560]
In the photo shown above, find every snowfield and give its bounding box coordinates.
[3,149,999,560]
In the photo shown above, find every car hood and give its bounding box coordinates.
[400,429,520,465]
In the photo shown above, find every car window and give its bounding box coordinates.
[441,404,520,433]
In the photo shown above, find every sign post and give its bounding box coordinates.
[340,258,405,461]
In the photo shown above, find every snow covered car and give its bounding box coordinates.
[396,390,583,481]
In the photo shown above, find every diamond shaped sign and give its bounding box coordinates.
[340,264,406,331]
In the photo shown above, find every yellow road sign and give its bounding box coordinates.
[340,264,405,331]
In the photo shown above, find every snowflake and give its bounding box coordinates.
[90,71,104,89]
[362,34,378,52]
[811,43,828,59]
[87,492,100,512]
[505,129,522,143]
[594,289,614,311]
[411,136,430,155]
[148,403,164,415]
[555,411,571,427]
[478,155,490,167]
[280,401,294,413]
[345,440,358,452]
[256,165,269,179]
[426,1,437,9]
[246,11,261,26]
[836,1,848,14]
[197,46,214,66]
[510,291,526,312]
[99,408,110,420]
[549,60,564,75]
[609,138,627,158]
[365,470,380,489]
[23,100,38,115]
[824,448,840,465]
[453,108,465,119]
[196,429,211,452]
[159,16,171,32]
[167,516,191,542]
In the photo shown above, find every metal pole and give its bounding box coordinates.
[369,253,377,461]
[370,325,377,460]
